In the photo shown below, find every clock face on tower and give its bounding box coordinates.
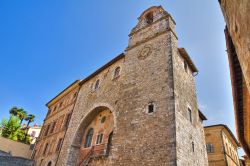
[138,45,152,60]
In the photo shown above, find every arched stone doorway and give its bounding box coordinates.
[66,106,115,166]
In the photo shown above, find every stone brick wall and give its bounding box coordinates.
[219,0,250,93]
[171,27,208,166]
[57,6,207,166]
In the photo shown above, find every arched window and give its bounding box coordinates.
[106,131,113,156]
[145,12,153,24]
[94,79,100,90]
[114,67,121,78]
[47,161,52,166]
[85,128,94,148]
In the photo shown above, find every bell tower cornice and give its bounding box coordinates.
[127,6,177,50]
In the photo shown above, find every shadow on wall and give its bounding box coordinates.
[0,156,34,166]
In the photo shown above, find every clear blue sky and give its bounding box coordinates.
[0,0,243,155]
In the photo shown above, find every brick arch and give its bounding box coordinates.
[66,105,115,166]
[138,6,164,20]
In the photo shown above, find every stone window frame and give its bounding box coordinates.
[147,101,156,114]
[85,128,94,148]
[92,79,100,91]
[63,113,72,129]
[53,106,57,112]
[43,143,49,155]
[44,124,50,137]
[47,161,52,166]
[187,105,193,123]
[184,60,188,73]
[50,121,56,134]
[56,138,63,152]
[113,66,121,79]
[192,141,195,153]
[96,133,104,145]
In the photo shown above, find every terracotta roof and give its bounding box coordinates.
[204,124,240,147]
[178,48,198,73]
[198,109,207,121]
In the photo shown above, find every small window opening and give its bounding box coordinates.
[114,67,121,79]
[94,79,100,90]
[56,138,63,152]
[101,116,106,123]
[64,113,72,129]
[47,161,52,166]
[50,121,56,133]
[192,142,195,153]
[184,61,188,73]
[148,102,155,113]
[43,143,49,155]
[53,106,57,112]
[96,133,103,145]
[145,12,154,24]
[188,108,192,123]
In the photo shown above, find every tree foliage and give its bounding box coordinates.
[0,106,36,144]
[0,115,21,141]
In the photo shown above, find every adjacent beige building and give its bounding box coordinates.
[205,124,240,166]
[27,125,42,144]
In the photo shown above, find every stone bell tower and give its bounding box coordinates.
[56,6,208,166]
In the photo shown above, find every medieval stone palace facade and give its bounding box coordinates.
[34,6,208,166]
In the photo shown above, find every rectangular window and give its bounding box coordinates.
[96,134,103,145]
[148,103,154,113]
[188,108,192,123]
[44,125,50,136]
[43,143,49,155]
[64,113,72,128]
[184,60,188,73]
[50,121,56,134]
[206,144,214,153]
[56,138,63,152]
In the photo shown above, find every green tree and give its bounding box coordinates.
[25,114,35,128]
[17,129,31,144]
[17,109,27,124]
[9,106,19,117]
[24,114,35,140]
[0,115,21,141]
